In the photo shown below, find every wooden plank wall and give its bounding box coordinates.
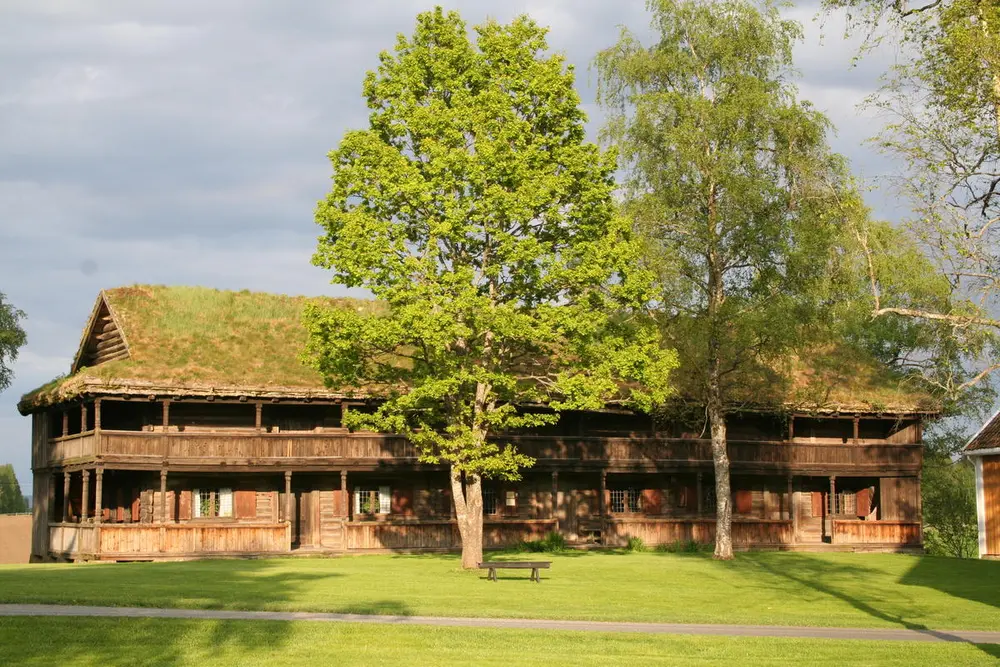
[30,473,50,559]
[832,520,921,545]
[606,519,793,547]
[880,477,920,521]
[984,457,1000,556]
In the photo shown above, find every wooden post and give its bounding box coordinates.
[340,469,348,518]
[788,475,797,542]
[159,469,168,524]
[81,469,90,522]
[94,468,104,524]
[61,411,69,438]
[62,472,71,523]
[788,416,794,441]
[853,417,860,445]
[162,400,170,431]
[94,399,102,432]
[255,402,263,433]
[917,470,924,545]
[81,403,88,433]
[284,471,293,523]
[696,472,704,516]
[550,471,559,520]
[599,469,607,541]
[828,476,836,544]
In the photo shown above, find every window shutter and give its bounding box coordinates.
[856,488,871,517]
[235,490,257,519]
[641,489,663,515]
[179,490,192,521]
[735,490,752,514]
[811,492,824,517]
[379,486,391,514]
[193,488,201,518]
[354,489,361,515]
[219,488,233,518]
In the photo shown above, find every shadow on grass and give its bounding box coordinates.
[900,556,1000,613]
[748,552,1000,659]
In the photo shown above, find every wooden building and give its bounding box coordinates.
[18,286,935,561]
[964,411,1000,559]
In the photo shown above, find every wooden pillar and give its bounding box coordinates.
[550,471,559,520]
[61,411,69,438]
[853,417,860,445]
[162,400,170,431]
[788,416,794,441]
[828,476,836,544]
[340,469,348,518]
[284,471,293,523]
[81,403,88,433]
[159,469,168,524]
[94,399,102,432]
[81,469,90,522]
[917,470,924,545]
[62,472,71,523]
[696,472,704,516]
[599,469,607,541]
[789,475,797,542]
[94,468,104,524]
[255,402,263,433]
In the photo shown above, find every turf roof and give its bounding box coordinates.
[18,285,938,415]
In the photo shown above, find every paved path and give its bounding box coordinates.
[2,604,998,644]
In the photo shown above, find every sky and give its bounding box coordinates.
[0,0,909,497]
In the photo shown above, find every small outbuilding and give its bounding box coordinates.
[964,413,1000,558]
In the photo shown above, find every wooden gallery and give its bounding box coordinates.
[19,287,934,562]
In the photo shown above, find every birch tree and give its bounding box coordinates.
[306,8,676,568]
[597,0,855,559]
[0,291,26,393]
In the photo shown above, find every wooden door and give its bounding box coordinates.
[297,490,316,548]
[985,458,1000,556]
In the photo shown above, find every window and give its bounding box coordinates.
[193,488,232,518]
[829,491,856,516]
[483,489,498,515]
[610,488,641,514]
[354,486,390,515]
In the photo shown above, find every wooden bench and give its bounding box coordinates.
[478,561,551,583]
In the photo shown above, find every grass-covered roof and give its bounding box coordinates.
[18,285,938,415]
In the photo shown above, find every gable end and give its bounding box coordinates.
[71,291,131,373]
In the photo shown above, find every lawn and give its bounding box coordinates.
[1,617,997,667]
[1,551,998,631]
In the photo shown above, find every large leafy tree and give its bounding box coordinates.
[0,291,26,393]
[306,8,675,568]
[822,0,1000,395]
[597,0,858,559]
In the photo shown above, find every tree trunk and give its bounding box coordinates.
[708,375,733,560]
[450,465,484,569]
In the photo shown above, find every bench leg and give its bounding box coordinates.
[488,568,497,582]
[531,568,539,583]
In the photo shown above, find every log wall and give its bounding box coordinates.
[832,520,921,545]
[983,457,1000,556]
[97,523,289,557]
[606,518,793,547]
[344,519,557,551]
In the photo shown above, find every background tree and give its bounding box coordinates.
[597,0,860,559]
[919,429,979,558]
[821,0,1000,395]
[306,8,676,568]
[0,291,26,393]
[0,464,28,514]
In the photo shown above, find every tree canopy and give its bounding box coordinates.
[597,0,866,558]
[0,292,26,394]
[306,7,675,567]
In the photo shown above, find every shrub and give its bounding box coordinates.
[654,539,703,553]
[626,536,646,552]
[516,531,567,553]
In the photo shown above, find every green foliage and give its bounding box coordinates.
[515,531,567,553]
[0,464,27,514]
[595,0,862,409]
[821,0,1000,401]
[655,539,705,553]
[306,7,676,481]
[920,429,978,559]
[0,292,26,394]
[626,536,646,552]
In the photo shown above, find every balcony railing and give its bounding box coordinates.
[44,430,922,472]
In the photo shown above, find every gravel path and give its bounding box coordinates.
[2,604,999,644]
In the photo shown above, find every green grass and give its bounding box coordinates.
[1,551,998,631]
[1,617,997,667]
